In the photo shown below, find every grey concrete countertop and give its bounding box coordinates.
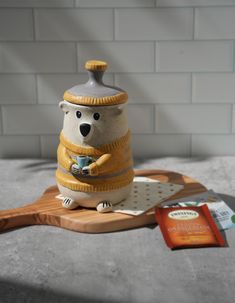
[1,158,235,303]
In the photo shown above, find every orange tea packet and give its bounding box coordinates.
[155,205,225,249]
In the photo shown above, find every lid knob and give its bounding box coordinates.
[85,60,107,72]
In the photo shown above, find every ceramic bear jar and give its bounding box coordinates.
[56,60,134,213]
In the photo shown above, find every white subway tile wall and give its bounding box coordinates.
[0,43,76,73]
[156,0,235,7]
[192,73,235,103]
[0,1,235,158]
[76,0,155,7]
[0,9,33,41]
[156,41,234,72]
[0,75,37,104]
[195,7,235,40]
[2,105,63,135]
[0,135,40,157]
[128,105,155,134]
[35,9,114,41]
[40,135,59,158]
[37,73,113,104]
[132,134,191,157]
[115,8,194,40]
[77,42,155,72]
[192,135,235,156]
[115,73,191,103]
[0,1,74,7]
[155,104,231,134]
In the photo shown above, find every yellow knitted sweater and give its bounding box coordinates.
[56,131,134,192]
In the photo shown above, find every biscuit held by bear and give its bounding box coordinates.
[56,60,134,213]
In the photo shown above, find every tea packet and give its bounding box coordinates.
[156,205,225,250]
[162,190,235,231]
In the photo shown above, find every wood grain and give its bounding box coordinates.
[0,170,207,233]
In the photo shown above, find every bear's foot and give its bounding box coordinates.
[96,201,113,213]
[62,197,79,210]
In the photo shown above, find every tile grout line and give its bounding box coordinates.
[0,106,4,135]
[0,134,50,137]
[189,134,192,157]
[0,39,201,43]
[153,42,156,72]
[233,40,235,72]
[231,104,233,133]
[113,8,116,41]
[1,71,235,76]
[32,8,36,41]
[0,71,234,75]
[156,5,235,8]
[39,135,43,158]
[75,42,79,73]
[2,39,235,43]
[1,4,235,9]
[190,73,193,103]
[131,132,234,136]
[1,133,235,137]
[112,72,115,87]
[126,102,233,106]
[193,7,195,40]
[35,74,39,104]
[154,104,158,134]
[0,102,233,107]
[152,104,156,134]
[230,42,235,133]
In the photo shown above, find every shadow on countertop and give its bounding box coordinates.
[19,159,57,172]
[134,157,212,166]
[0,278,122,303]
[218,193,235,212]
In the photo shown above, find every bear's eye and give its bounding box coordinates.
[93,113,100,120]
[76,111,82,119]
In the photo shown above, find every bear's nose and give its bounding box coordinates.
[80,123,91,137]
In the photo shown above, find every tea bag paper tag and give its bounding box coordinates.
[161,189,220,206]
[113,177,184,216]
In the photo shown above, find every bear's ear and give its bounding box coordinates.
[115,104,125,115]
[59,101,72,113]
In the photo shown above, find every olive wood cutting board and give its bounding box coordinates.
[0,170,207,234]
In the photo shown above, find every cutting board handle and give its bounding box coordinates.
[0,204,37,232]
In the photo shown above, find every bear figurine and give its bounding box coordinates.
[56,60,134,213]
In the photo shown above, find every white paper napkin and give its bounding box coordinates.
[112,177,184,216]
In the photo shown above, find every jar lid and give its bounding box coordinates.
[85,60,107,72]
[63,60,128,106]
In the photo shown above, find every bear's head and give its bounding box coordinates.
[59,101,128,147]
